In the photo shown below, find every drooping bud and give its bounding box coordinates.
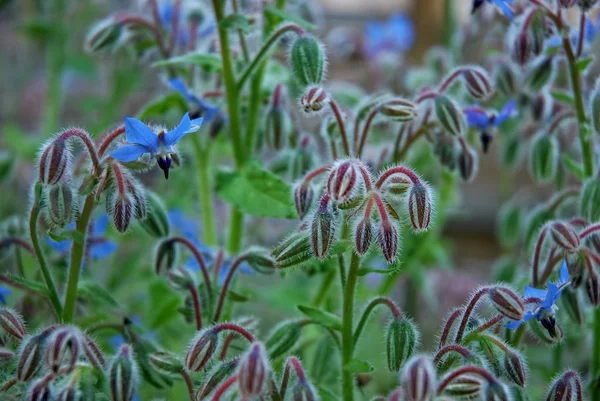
[272,231,312,268]
[545,371,582,401]
[529,133,558,182]
[580,179,600,222]
[289,35,327,88]
[377,220,399,264]
[0,307,27,341]
[139,191,170,238]
[294,183,314,220]
[558,0,577,7]
[82,334,105,370]
[196,359,240,399]
[488,286,525,321]
[561,286,584,325]
[0,347,15,362]
[265,86,289,150]
[512,32,533,67]
[27,378,53,401]
[400,355,436,401]
[126,178,147,220]
[45,183,76,228]
[38,138,71,185]
[433,132,458,170]
[576,0,599,10]
[354,218,373,255]
[458,145,478,183]
[585,270,600,306]
[327,161,359,204]
[45,326,82,373]
[526,56,556,92]
[154,239,178,275]
[443,374,484,399]
[435,95,466,136]
[56,386,81,401]
[300,86,328,114]
[109,193,134,234]
[503,351,527,387]
[529,314,563,344]
[550,222,580,252]
[311,194,337,259]
[484,381,511,401]
[85,17,124,54]
[185,328,219,372]
[237,342,270,399]
[494,61,519,96]
[17,329,54,381]
[265,320,303,360]
[386,318,418,372]
[380,98,418,122]
[293,382,319,401]
[407,183,432,232]
[108,344,138,401]
[591,80,600,135]
[149,351,184,375]
[167,266,196,290]
[462,66,494,100]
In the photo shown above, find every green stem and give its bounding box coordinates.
[592,307,600,401]
[227,208,244,254]
[62,195,95,323]
[29,202,63,320]
[193,137,217,246]
[341,252,360,401]
[353,297,401,347]
[312,268,336,307]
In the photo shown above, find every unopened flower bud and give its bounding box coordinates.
[591,81,600,135]
[386,318,418,372]
[56,386,81,401]
[530,315,563,344]
[85,17,124,54]
[265,320,303,360]
[196,359,239,399]
[109,193,134,233]
[408,183,432,233]
[311,194,337,259]
[458,145,478,183]
[527,56,555,92]
[167,266,196,290]
[294,183,314,220]
[82,334,105,370]
[237,342,270,398]
[272,231,312,268]
[185,328,219,372]
[550,222,580,252]
[529,134,558,182]
[327,161,359,204]
[377,221,399,264]
[0,307,27,341]
[265,99,289,151]
[139,191,170,238]
[149,351,184,375]
[512,32,533,67]
[443,374,483,399]
[18,329,54,381]
[435,95,466,137]
[0,347,15,362]
[462,67,494,100]
[545,371,582,401]
[380,99,418,122]
[503,351,527,387]
[484,381,511,401]
[290,35,327,88]
[46,183,76,228]
[585,271,600,306]
[109,344,138,401]
[433,132,458,170]
[27,378,52,401]
[494,61,519,96]
[580,179,600,222]
[244,247,276,274]
[301,86,328,114]
[293,382,319,401]
[560,287,584,325]
[38,138,71,185]
[558,0,577,6]
[354,218,373,255]
[126,179,147,220]
[576,0,599,10]
[488,286,525,321]
[45,326,82,373]
[154,239,178,274]
[400,356,436,401]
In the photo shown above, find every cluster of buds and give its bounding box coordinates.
[103,162,148,233]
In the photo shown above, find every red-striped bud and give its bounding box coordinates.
[512,32,533,67]
[443,374,483,399]
[0,347,15,362]
[45,326,82,373]
[462,66,494,100]
[377,220,399,264]
[458,145,478,183]
[311,194,337,259]
[185,328,219,372]
[126,178,147,220]
[108,344,138,401]
[545,371,582,401]
[558,0,577,7]
[300,86,328,114]
[293,382,319,401]
[400,355,436,401]
[380,98,418,122]
[27,378,52,401]
[38,139,71,185]
[585,270,600,306]
[484,381,511,401]
[435,95,466,136]
[167,266,196,290]
[237,342,270,398]
[327,161,359,204]
[550,222,580,252]
[82,334,105,369]
[46,183,76,228]
[408,183,432,233]
[109,194,134,233]
[0,307,27,341]
[18,329,55,381]
[56,387,81,401]
[354,218,373,255]
[488,286,525,321]
[503,351,527,387]
[293,183,314,220]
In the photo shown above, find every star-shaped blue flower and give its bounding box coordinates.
[0,286,11,305]
[169,78,221,123]
[111,113,203,179]
[506,259,570,336]
[472,0,515,19]
[464,99,516,152]
[363,13,415,58]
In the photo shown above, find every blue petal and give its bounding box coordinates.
[496,99,517,125]
[168,209,199,239]
[111,144,150,162]
[169,79,220,123]
[46,237,72,254]
[164,113,196,146]
[493,0,513,19]
[89,240,118,259]
[524,285,547,299]
[93,214,109,236]
[169,78,194,102]
[464,108,490,130]
[542,282,560,309]
[109,335,126,350]
[558,259,570,286]
[0,287,11,305]
[124,117,159,150]
[505,318,525,329]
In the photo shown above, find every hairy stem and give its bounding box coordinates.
[341,253,360,401]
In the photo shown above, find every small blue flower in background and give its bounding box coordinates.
[111,113,203,179]
[472,0,515,19]
[546,13,600,54]
[155,0,216,48]
[506,260,570,337]
[363,13,415,59]
[169,78,220,123]
[464,99,516,153]
[0,286,11,305]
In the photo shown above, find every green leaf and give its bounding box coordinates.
[357,267,397,276]
[577,56,594,72]
[138,93,188,120]
[562,154,586,181]
[228,290,250,302]
[297,305,342,331]
[47,230,84,245]
[550,90,574,106]
[343,359,374,374]
[220,13,250,33]
[0,273,49,296]
[3,124,38,159]
[18,19,61,42]
[215,162,297,219]
[316,386,338,401]
[78,281,120,308]
[263,7,317,31]
[153,52,222,71]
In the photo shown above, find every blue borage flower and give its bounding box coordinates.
[363,13,415,58]
[47,214,118,262]
[169,78,220,123]
[545,13,600,54]
[111,113,203,179]
[464,99,516,152]
[0,286,11,305]
[472,0,515,19]
[155,0,216,48]
[506,259,570,336]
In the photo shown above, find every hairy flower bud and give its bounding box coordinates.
[494,61,518,96]
[400,356,436,401]
[27,378,52,401]
[185,328,219,372]
[126,179,147,221]
[237,342,270,398]
[311,194,337,259]
[550,222,580,252]
[46,183,76,228]
[435,95,466,136]
[380,98,418,122]
[154,238,178,275]
[301,86,328,114]
[545,371,582,401]
[327,161,359,204]
[576,0,599,10]
[82,334,105,369]
[512,32,533,67]
[386,318,418,372]
[265,105,289,151]
[558,0,577,6]
[462,67,494,100]
[354,218,373,255]
[529,134,558,182]
[433,132,458,170]
[272,231,312,268]
[265,320,303,360]
[527,56,556,92]
[139,191,170,238]
[585,271,600,306]
[149,351,184,375]
[108,344,138,401]
[488,286,525,321]
[294,183,314,220]
[443,374,483,399]
[530,316,563,344]
[196,359,239,399]
[110,194,134,233]
[458,145,478,183]
[17,329,54,381]
[504,351,527,387]
[56,387,81,401]
[45,326,82,373]
[0,307,27,341]
[167,266,196,290]
[377,221,399,264]
[408,183,432,232]
[484,381,511,401]
[580,179,600,222]
[38,139,70,185]
[293,382,319,401]
[290,35,327,88]
[85,17,124,54]
[591,81,600,135]
[0,347,15,362]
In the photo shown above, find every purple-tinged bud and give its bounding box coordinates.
[484,381,510,401]
[550,222,580,252]
[110,194,134,233]
[38,139,71,185]
[149,351,184,375]
[512,32,533,67]
[139,191,170,238]
[56,386,81,401]
[386,318,418,372]
[488,286,525,321]
[400,356,436,401]
[265,320,303,360]
[408,183,432,233]
[561,287,584,325]
[293,382,319,401]
[558,0,577,6]
[327,161,359,204]
[18,331,53,381]
[272,231,312,268]
[237,342,270,398]
[591,80,600,135]
[126,179,147,220]
[576,0,599,10]
[167,266,196,290]
[185,328,219,372]
[294,183,314,220]
[154,239,178,275]
[503,351,527,387]
[545,371,582,401]
[462,67,494,100]
[493,61,519,97]
[458,145,478,183]
[527,56,556,92]
[433,132,458,170]
[354,218,373,255]
[265,105,289,151]
[196,359,239,399]
[585,271,600,306]
[300,86,328,114]
[45,183,76,228]
[0,347,15,362]
[27,378,52,401]
[85,17,124,54]
[311,194,337,259]
[45,326,82,373]
[109,344,138,401]
[380,98,418,122]
[435,95,466,137]
[377,221,399,264]
[82,334,105,369]
[0,307,27,341]
[289,35,326,88]
[244,247,277,275]
[443,374,483,399]
[529,133,558,183]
